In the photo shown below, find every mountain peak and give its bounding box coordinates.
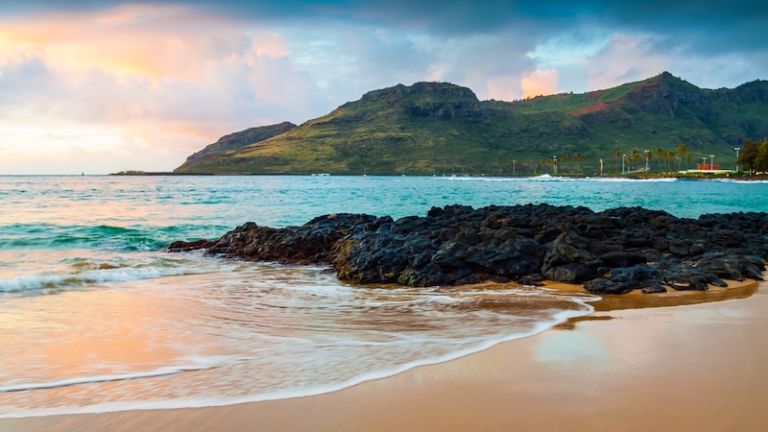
[360,81,478,104]
[409,81,477,98]
[642,71,695,90]
[658,71,675,80]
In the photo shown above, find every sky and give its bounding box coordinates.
[0,1,766,174]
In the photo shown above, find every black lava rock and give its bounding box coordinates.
[168,204,768,294]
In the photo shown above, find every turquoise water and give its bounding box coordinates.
[0,175,766,417]
[2,175,767,255]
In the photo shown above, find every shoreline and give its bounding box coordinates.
[106,171,768,181]
[2,277,765,431]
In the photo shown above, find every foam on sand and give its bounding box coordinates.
[0,269,595,419]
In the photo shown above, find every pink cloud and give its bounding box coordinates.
[585,34,665,90]
[0,4,288,79]
[0,4,326,173]
[486,74,523,100]
[521,69,558,98]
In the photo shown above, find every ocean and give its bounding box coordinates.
[1,175,767,417]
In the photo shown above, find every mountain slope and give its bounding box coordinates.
[175,122,296,173]
[175,73,768,175]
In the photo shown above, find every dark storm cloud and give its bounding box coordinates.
[4,1,765,29]
[4,1,765,54]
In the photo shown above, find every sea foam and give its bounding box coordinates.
[437,174,678,182]
[0,267,596,418]
[0,298,592,419]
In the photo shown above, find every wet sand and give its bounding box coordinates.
[2,279,767,432]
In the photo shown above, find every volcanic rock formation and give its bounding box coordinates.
[170,204,768,294]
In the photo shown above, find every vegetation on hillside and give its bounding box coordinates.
[175,122,296,173]
[739,139,768,174]
[175,72,768,175]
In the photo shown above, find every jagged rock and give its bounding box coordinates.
[585,264,665,295]
[519,274,546,286]
[662,263,728,291]
[168,239,214,252]
[585,278,633,295]
[641,283,667,294]
[541,231,602,283]
[169,204,768,294]
[696,253,765,281]
[600,251,647,267]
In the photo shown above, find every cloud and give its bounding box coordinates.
[584,34,666,90]
[0,4,331,173]
[522,69,558,98]
[486,75,523,101]
[582,32,768,91]
[6,1,766,49]
[279,23,544,105]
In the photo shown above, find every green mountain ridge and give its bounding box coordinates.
[176,121,296,172]
[175,72,768,175]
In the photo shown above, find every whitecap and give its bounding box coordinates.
[434,174,678,183]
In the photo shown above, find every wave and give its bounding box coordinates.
[713,178,768,184]
[0,252,318,294]
[0,301,593,419]
[0,267,196,292]
[0,364,220,393]
[0,223,227,252]
[0,252,243,293]
[437,174,678,183]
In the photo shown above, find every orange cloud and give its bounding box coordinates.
[0,4,323,174]
[486,74,522,100]
[0,119,225,174]
[521,68,558,98]
[0,4,287,80]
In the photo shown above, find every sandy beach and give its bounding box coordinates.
[2,278,766,432]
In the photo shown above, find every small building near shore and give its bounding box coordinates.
[696,162,721,170]
[677,162,734,175]
[679,168,735,175]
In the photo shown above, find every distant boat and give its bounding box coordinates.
[311,173,330,176]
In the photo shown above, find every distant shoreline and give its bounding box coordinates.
[108,171,768,181]
[108,171,214,176]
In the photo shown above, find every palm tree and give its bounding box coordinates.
[676,144,689,170]
[540,159,554,175]
[665,150,676,172]
[645,151,653,173]
[655,148,666,172]
[629,149,641,171]
[573,153,585,174]
[559,154,570,174]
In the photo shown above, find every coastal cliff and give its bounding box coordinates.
[170,204,768,294]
